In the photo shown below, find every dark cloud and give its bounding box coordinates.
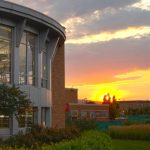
[67,8,150,38]
[50,0,139,21]
[7,0,148,38]
[65,36,150,84]
[84,8,150,33]
[6,0,139,21]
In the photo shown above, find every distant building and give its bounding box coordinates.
[65,88,109,121]
[118,100,150,111]
[65,88,78,104]
[69,103,109,121]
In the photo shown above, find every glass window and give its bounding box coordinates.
[90,111,96,120]
[0,115,9,128]
[81,111,88,119]
[19,43,26,84]
[19,32,36,85]
[95,111,107,118]
[26,111,33,127]
[41,107,50,127]
[0,25,11,40]
[41,42,48,88]
[71,110,78,120]
[0,25,12,83]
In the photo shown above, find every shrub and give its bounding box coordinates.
[51,130,112,150]
[68,119,97,132]
[2,132,38,149]
[145,120,150,124]
[1,126,80,149]
[109,124,150,140]
[0,130,112,150]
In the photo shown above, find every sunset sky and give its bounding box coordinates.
[7,0,150,102]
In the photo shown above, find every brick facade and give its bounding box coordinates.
[65,88,78,104]
[69,103,109,121]
[52,44,65,128]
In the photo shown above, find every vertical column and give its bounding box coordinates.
[35,38,40,87]
[41,107,45,126]
[47,37,59,90]
[38,107,41,125]
[13,46,19,84]
[51,43,65,128]
[13,27,19,84]
[11,28,20,135]
[38,28,49,88]
[12,114,18,135]
[37,42,42,88]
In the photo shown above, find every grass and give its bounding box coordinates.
[112,139,150,150]
[109,124,150,140]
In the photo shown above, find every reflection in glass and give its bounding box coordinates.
[0,25,11,40]
[0,115,9,128]
[19,32,36,85]
[0,25,12,83]
[19,44,26,84]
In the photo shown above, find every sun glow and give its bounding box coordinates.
[89,83,129,102]
[67,69,150,102]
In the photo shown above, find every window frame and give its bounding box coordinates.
[0,24,13,84]
[19,31,36,86]
[41,41,49,88]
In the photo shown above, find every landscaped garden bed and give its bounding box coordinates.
[0,127,112,150]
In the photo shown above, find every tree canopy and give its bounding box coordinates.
[0,84,32,117]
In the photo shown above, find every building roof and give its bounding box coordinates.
[0,1,65,40]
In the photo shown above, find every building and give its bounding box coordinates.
[65,88,109,121]
[69,103,109,121]
[65,88,78,104]
[118,100,150,111]
[0,1,66,137]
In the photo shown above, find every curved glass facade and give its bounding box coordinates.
[0,26,37,86]
[0,25,12,83]
[0,1,66,131]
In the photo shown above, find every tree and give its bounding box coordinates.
[0,84,32,134]
[109,96,120,119]
[102,94,120,119]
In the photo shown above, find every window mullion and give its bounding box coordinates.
[26,34,28,85]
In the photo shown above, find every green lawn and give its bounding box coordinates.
[112,139,150,150]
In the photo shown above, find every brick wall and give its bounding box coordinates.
[51,43,65,128]
[69,103,109,121]
[65,88,78,104]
